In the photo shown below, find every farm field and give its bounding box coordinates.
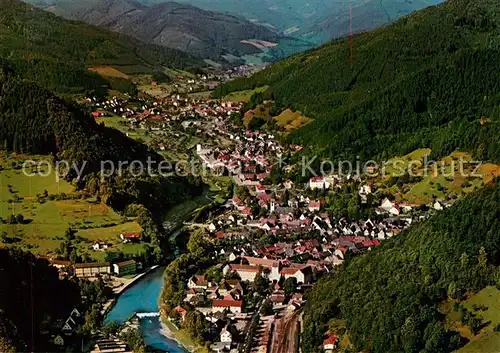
[0,153,143,260]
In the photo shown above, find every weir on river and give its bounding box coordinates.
[105,187,215,352]
[104,267,188,353]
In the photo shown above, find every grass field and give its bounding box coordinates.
[224,86,268,102]
[95,116,154,144]
[273,108,313,132]
[377,150,498,204]
[0,153,143,260]
[89,66,129,79]
[442,287,500,353]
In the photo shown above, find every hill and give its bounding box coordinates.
[26,0,284,61]
[0,247,80,352]
[301,0,443,42]
[0,0,202,93]
[302,181,500,353]
[214,0,500,164]
[0,70,203,260]
[170,0,442,43]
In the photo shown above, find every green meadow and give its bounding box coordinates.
[0,153,142,260]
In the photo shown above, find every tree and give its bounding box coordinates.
[14,214,23,224]
[120,328,146,353]
[0,337,16,353]
[284,277,298,296]
[260,300,274,316]
[460,252,469,268]
[447,282,459,300]
[102,322,120,338]
[252,274,269,296]
[187,229,213,260]
[6,215,17,225]
[478,247,488,268]
[83,304,102,334]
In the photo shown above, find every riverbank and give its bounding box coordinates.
[160,318,209,353]
[114,265,159,295]
[102,265,160,316]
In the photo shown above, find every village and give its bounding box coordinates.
[41,72,453,353]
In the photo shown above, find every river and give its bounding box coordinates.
[104,187,215,352]
[104,267,188,352]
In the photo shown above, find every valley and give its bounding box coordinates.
[1,1,500,353]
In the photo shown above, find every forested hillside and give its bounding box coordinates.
[0,248,80,352]
[302,181,500,353]
[215,0,500,163]
[34,0,282,60]
[0,0,202,93]
[0,69,203,260]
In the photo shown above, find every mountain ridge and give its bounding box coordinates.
[27,0,284,60]
[214,0,500,164]
[0,0,203,93]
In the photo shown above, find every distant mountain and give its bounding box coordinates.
[164,0,444,43]
[301,0,444,42]
[215,0,500,164]
[0,0,202,93]
[27,0,284,61]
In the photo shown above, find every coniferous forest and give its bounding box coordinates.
[302,181,500,353]
[0,0,203,94]
[215,0,500,163]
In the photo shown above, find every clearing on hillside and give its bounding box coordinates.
[274,108,313,132]
[89,66,129,79]
[224,86,268,103]
[442,287,500,353]
[0,154,143,261]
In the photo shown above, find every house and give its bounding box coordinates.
[62,309,82,336]
[323,335,339,351]
[380,198,400,215]
[92,243,108,251]
[240,207,253,218]
[232,195,246,210]
[220,326,233,343]
[309,176,329,190]
[283,180,294,189]
[255,183,266,194]
[270,290,286,306]
[188,275,211,289]
[74,262,111,277]
[113,260,137,277]
[433,201,444,211]
[223,264,260,282]
[120,232,141,243]
[44,258,72,270]
[212,299,243,314]
[53,335,64,346]
[208,223,217,232]
[359,184,372,195]
[62,317,77,335]
[308,201,321,212]
[280,266,313,284]
[173,305,187,322]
